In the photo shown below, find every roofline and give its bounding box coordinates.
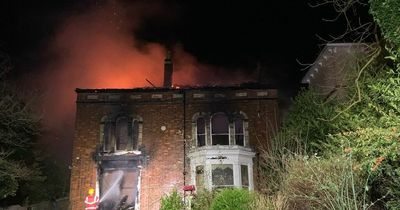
[301,42,373,84]
[75,83,277,93]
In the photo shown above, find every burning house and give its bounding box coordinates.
[69,55,279,210]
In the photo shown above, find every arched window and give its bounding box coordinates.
[100,117,113,152]
[196,117,206,147]
[116,116,131,151]
[101,115,142,152]
[132,119,139,150]
[211,113,229,145]
[234,116,244,146]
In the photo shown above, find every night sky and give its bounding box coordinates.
[0,0,349,82]
[0,0,365,162]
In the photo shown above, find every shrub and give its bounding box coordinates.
[210,188,254,210]
[191,189,215,210]
[160,190,184,210]
[271,155,368,210]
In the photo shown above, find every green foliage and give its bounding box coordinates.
[17,158,70,203]
[191,189,214,210]
[279,155,367,210]
[160,190,184,210]
[281,89,343,153]
[369,0,400,49]
[0,53,70,206]
[210,188,254,210]
[0,86,42,200]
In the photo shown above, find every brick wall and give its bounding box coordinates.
[70,87,279,210]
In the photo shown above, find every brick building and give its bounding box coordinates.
[301,43,372,99]
[69,56,279,210]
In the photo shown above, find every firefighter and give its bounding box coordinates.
[85,188,99,210]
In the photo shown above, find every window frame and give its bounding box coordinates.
[196,117,206,147]
[210,112,230,146]
[100,115,142,152]
[115,116,132,151]
[193,111,249,148]
[234,116,245,146]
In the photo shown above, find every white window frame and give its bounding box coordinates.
[193,112,249,148]
[210,113,230,146]
[188,146,255,190]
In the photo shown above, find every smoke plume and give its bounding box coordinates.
[28,0,252,161]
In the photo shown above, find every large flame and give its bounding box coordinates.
[25,0,252,161]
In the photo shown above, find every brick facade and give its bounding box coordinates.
[69,86,278,210]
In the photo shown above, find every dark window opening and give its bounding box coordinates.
[211,113,229,145]
[116,117,131,150]
[235,117,244,146]
[103,122,113,152]
[132,120,139,150]
[197,118,206,146]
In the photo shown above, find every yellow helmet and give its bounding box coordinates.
[88,188,95,195]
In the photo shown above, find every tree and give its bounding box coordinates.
[0,52,42,202]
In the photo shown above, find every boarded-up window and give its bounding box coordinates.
[197,118,206,146]
[212,164,233,188]
[211,113,229,145]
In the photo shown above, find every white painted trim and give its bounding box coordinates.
[188,146,255,190]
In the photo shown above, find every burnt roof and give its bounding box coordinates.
[75,82,277,93]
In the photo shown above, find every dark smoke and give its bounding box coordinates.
[22,0,253,162]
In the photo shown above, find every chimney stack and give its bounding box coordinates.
[163,50,173,87]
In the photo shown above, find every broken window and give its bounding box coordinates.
[103,122,113,151]
[100,117,113,152]
[234,117,244,146]
[116,116,131,150]
[212,164,234,188]
[211,113,229,145]
[196,117,206,147]
[101,115,141,152]
[100,166,140,210]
